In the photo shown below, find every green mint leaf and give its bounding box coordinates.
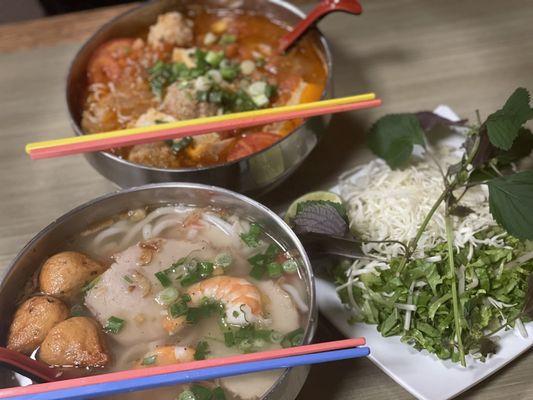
[488,170,533,239]
[368,114,425,168]
[486,88,533,150]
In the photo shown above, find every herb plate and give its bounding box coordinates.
[316,105,533,400]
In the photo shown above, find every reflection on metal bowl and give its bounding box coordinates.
[66,0,333,195]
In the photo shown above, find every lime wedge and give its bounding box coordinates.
[285,191,343,223]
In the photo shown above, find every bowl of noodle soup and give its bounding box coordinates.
[0,183,316,400]
[66,0,333,195]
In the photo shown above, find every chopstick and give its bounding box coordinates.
[0,338,366,399]
[26,93,381,160]
[4,347,370,400]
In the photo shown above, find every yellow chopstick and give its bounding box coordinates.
[25,92,376,153]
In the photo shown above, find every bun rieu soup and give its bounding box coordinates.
[7,205,309,399]
[81,10,327,168]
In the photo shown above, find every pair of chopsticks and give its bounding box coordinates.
[0,338,368,399]
[25,93,381,160]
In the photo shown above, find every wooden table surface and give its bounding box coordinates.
[1,1,533,398]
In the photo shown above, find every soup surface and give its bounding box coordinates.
[6,205,309,399]
[81,9,327,168]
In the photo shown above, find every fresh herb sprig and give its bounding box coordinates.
[363,87,533,366]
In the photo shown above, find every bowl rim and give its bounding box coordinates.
[67,0,333,174]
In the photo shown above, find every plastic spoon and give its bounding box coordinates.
[278,0,363,53]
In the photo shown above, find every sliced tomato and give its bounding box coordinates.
[226,132,280,162]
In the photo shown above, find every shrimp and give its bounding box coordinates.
[134,345,195,368]
[186,276,264,326]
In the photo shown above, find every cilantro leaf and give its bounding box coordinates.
[486,88,533,150]
[367,114,425,168]
[488,170,533,239]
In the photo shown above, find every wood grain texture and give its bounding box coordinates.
[0,0,532,399]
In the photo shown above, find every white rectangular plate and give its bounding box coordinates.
[316,278,533,400]
[314,105,533,400]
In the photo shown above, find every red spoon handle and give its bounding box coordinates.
[278,0,362,53]
[0,347,58,383]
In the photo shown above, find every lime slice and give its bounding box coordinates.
[285,191,343,223]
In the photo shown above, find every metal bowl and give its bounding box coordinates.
[66,0,333,196]
[0,183,317,399]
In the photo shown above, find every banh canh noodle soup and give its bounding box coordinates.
[81,9,327,168]
[6,204,310,399]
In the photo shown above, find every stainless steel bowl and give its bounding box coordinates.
[0,183,317,399]
[66,0,333,196]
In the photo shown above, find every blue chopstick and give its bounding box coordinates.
[8,347,369,400]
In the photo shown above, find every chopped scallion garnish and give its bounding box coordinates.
[155,287,179,305]
[194,341,210,360]
[141,354,157,365]
[155,271,172,287]
[105,316,125,334]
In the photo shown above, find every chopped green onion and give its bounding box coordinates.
[238,338,253,352]
[194,341,210,360]
[220,65,239,81]
[169,301,189,318]
[81,276,101,293]
[180,259,215,287]
[198,262,214,278]
[240,223,262,247]
[191,384,213,400]
[212,387,226,400]
[270,331,283,343]
[249,264,266,280]
[155,271,172,287]
[203,32,217,46]
[123,275,134,284]
[219,34,236,45]
[205,50,224,67]
[105,316,125,334]
[171,136,193,155]
[265,244,280,258]
[186,300,224,324]
[141,354,157,365]
[178,390,196,400]
[247,81,267,97]
[282,259,298,274]
[155,287,179,305]
[265,83,278,99]
[267,262,283,278]
[252,94,269,107]
[214,253,232,268]
[240,60,255,75]
[224,331,235,347]
[281,328,304,348]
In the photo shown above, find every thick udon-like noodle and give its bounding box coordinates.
[6,205,309,400]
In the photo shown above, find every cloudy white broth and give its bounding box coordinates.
[6,205,309,399]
